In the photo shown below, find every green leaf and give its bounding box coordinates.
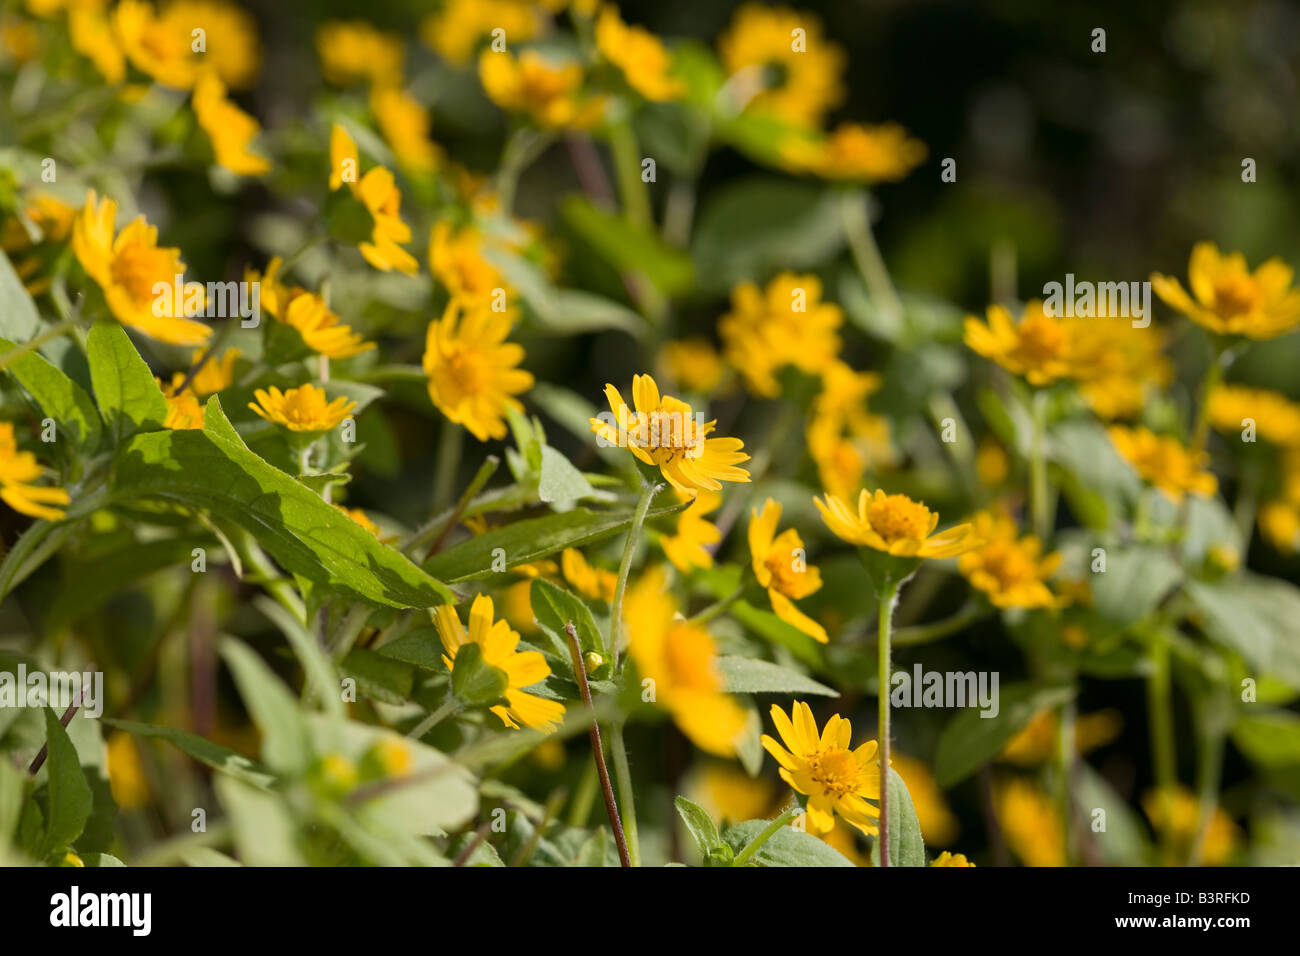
[1073,762,1151,865]
[1090,545,1182,626]
[0,758,26,855]
[1184,575,1300,689]
[561,196,694,297]
[449,641,509,706]
[935,682,1074,786]
[0,336,101,452]
[722,818,854,867]
[538,445,595,509]
[256,597,344,718]
[674,795,727,862]
[215,775,303,866]
[0,250,43,342]
[86,323,168,443]
[1232,711,1300,767]
[40,708,93,855]
[870,768,926,867]
[484,247,645,338]
[717,656,837,696]
[219,638,313,776]
[101,718,275,788]
[531,578,606,663]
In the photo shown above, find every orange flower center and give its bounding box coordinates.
[111,243,172,305]
[974,541,1036,589]
[867,494,933,543]
[1015,312,1068,363]
[441,344,491,399]
[806,748,863,799]
[1211,274,1259,318]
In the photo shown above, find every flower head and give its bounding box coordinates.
[0,422,69,520]
[782,122,926,183]
[421,0,540,67]
[158,374,204,430]
[249,383,356,433]
[964,300,1079,386]
[370,85,442,174]
[1151,242,1300,340]
[1107,425,1217,503]
[561,548,616,602]
[1142,784,1239,866]
[661,338,725,395]
[315,19,404,88]
[1207,385,1300,447]
[478,50,605,129]
[189,346,240,396]
[429,222,516,318]
[595,6,683,102]
[329,124,418,274]
[816,488,980,558]
[995,778,1064,867]
[193,71,269,177]
[958,511,1062,609]
[719,272,842,397]
[930,851,975,867]
[660,489,721,572]
[718,4,844,127]
[749,498,827,642]
[114,0,259,90]
[761,701,880,836]
[1070,320,1173,420]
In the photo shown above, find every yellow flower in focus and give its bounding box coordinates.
[328,124,418,274]
[248,383,356,433]
[661,338,725,395]
[625,566,747,756]
[717,4,844,128]
[114,0,259,90]
[370,86,442,174]
[1206,384,1300,447]
[964,300,1078,386]
[315,20,404,88]
[158,373,204,430]
[423,299,534,442]
[561,548,616,602]
[106,731,149,809]
[595,6,683,102]
[930,851,974,867]
[782,122,926,183]
[748,498,827,642]
[995,777,1064,867]
[1142,785,1240,865]
[188,346,239,395]
[478,50,606,129]
[434,593,566,732]
[421,0,539,67]
[72,190,213,345]
[1107,425,1218,503]
[957,511,1062,609]
[1151,242,1300,340]
[816,488,980,558]
[429,222,516,317]
[0,422,69,520]
[193,71,269,177]
[761,701,881,836]
[719,272,843,397]
[589,373,751,494]
[891,753,958,846]
[660,489,721,572]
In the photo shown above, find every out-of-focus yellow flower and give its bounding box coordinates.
[719,272,842,397]
[595,5,683,101]
[808,432,865,503]
[688,763,782,825]
[429,222,515,318]
[1108,425,1218,503]
[891,753,958,846]
[996,777,1064,867]
[316,19,404,88]
[930,850,975,867]
[748,498,827,642]
[816,488,980,558]
[158,373,204,430]
[421,0,540,67]
[1207,384,1300,447]
[68,5,125,83]
[423,299,533,442]
[782,122,926,183]
[660,489,721,572]
[72,190,212,345]
[434,593,566,732]
[561,548,616,602]
[717,4,843,128]
[958,510,1062,609]
[975,438,1008,488]
[1071,321,1173,421]
[193,71,269,177]
[478,50,606,129]
[1151,242,1300,340]
[964,300,1079,387]
[625,566,747,756]
[249,383,356,433]
[661,338,725,395]
[0,17,39,64]
[114,0,259,90]
[245,257,373,360]
[328,124,418,274]
[188,346,240,395]
[1142,784,1240,865]
[335,503,380,537]
[106,730,149,809]
[370,86,442,174]
[590,373,751,494]
[0,422,69,520]
[1260,450,1300,553]
[999,708,1122,765]
[762,701,880,836]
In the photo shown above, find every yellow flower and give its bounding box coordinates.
[106,731,149,809]
[245,257,373,359]
[423,298,534,442]
[370,86,442,174]
[957,511,1062,609]
[1,17,39,64]
[12,193,78,246]
[891,753,959,846]
[158,373,204,430]
[69,5,125,83]
[114,0,259,90]
[1151,242,1300,340]
[660,489,721,572]
[561,548,616,602]
[188,346,239,395]
[72,190,213,345]
[661,338,725,395]
[589,373,751,494]
[429,222,516,317]
[816,488,980,558]
[192,71,269,177]
[0,422,69,520]
[995,777,1064,867]
[434,593,566,732]
[1142,785,1240,865]
[421,0,540,67]
[478,50,606,129]
[315,20,403,88]
[748,498,827,642]
[248,383,356,433]
[688,763,782,825]
[964,300,1079,386]
[335,504,380,537]
[328,123,418,274]
[625,566,747,756]
[1000,708,1122,766]
[595,5,683,102]
[782,122,926,183]
[717,4,844,127]
[1108,425,1218,503]
[930,851,974,867]
[719,272,842,397]
[1207,384,1300,447]
[1071,320,1173,421]
[1260,450,1300,553]
[761,701,881,836]
[975,438,1008,488]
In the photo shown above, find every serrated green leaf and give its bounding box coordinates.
[674,795,724,858]
[86,323,168,443]
[0,336,101,452]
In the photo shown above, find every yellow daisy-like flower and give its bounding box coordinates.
[315,19,404,88]
[749,498,827,643]
[561,548,616,602]
[0,422,69,520]
[719,272,843,397]
[957,511,1062,610]
[1151,242,1300,340]
[328,123,418,274]
[717,4,844,128]
[72,190,212,345]
[661,338,725,395]
[420,0,540,67]
[815,488,980,558]
[478,50,606,130]
[1071,320,1173,421]
[995,777,1064,867]
[660,489,721,572]
[930,851,975,867]
[245,257,373,359]
[595,5,683,102]
[370,85,442,174]
[423,298,534,442]
[192,71,269,177]
[1206,384,1300,447]
[761,701,881,836]
[434,593,565,732]
[1107,425,1218,503]
[1260,449,1300,553]
[248,383,356,433]
[429,222,516,318]
[1142,784,1240,866]
[188,346,240,396]
[782,122,927,183]
[114,0,259,90]
[589,373,751,494]
[158,373,204,430]
[964,300,1079,387]
[625,566,747,756]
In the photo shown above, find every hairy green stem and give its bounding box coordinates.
[732,805,799,866]
[407,696,460,740]
[608,721,640,866]
[610,481,660,661]
[876,578,899,867]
